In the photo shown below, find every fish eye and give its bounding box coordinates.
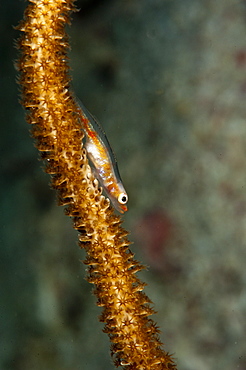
[118,193,128,204]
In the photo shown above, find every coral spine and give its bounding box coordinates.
[17,0,177,368]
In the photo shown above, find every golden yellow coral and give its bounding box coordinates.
[16,0,177,368]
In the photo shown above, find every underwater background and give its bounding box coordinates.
[1,0,246,369]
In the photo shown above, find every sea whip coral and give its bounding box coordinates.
[16,0,177,368]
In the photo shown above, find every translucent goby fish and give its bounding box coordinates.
[76,99,128,213]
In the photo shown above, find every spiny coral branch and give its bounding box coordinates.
[16,0,177,368]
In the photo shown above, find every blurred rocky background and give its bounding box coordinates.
[1,0,246,369]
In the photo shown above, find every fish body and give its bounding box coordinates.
[77,100,128,213]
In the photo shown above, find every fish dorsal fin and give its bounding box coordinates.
[76,97,123,183]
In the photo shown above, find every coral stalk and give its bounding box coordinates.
[16,0,177,368]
